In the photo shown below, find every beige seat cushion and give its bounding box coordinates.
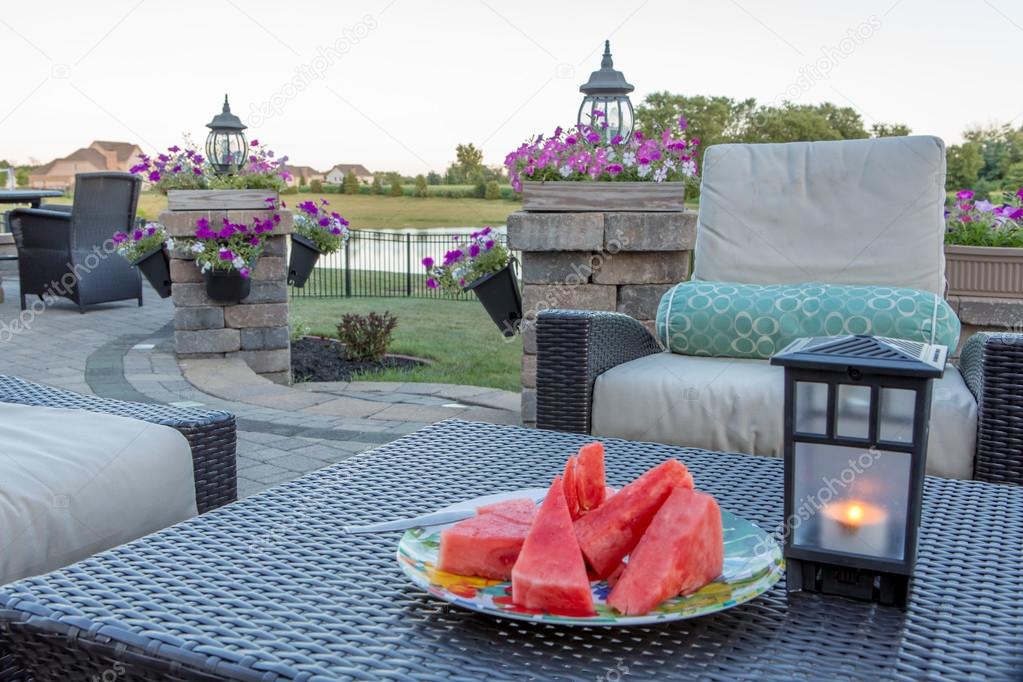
[0,403,197,585]
[591,352,977,479]
[692,136,948,295]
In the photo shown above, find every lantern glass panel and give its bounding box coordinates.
[579,96,634,144]
[206,131,248,173]
[794,381,828,435]
[836,384,871,439]
[792,443,910,561]
[879,387,916,444]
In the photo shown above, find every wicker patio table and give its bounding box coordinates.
[1,420,1020,681]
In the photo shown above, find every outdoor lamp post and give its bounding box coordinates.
[770,335,947,607]
[578,40,635,144]
[205,94,248,175]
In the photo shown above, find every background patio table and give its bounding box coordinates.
[0,190,64,210]
[1,420,1020,680]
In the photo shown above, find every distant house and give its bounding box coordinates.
[28,141,143,189]
[283,165,325,187]
[324,164,373,185]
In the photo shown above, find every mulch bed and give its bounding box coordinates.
[291,337,425,383]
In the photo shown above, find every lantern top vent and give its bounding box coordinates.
[770,335,947,378]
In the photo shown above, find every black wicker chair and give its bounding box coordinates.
[535,310,1023,487]
[9,172,142,313]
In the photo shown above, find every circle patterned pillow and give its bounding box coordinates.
[655,281,960,359]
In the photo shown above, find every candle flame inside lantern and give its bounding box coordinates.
[846,503,864,523]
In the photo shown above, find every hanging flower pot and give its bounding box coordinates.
[131,245,172,298]
[464,259,522,337]
[288,233,322,288]
[204,269,251,303]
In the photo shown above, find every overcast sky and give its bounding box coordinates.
[1,0,1019,174]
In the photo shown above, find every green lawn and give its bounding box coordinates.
[289,296,522,391]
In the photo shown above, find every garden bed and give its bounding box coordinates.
[291,336,428,382]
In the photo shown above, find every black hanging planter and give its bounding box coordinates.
[204,269,251,303]
[464,259,522,337]
[288,233,322,287]
[131,246,172,299]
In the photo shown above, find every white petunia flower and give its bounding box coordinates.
[622,151,636,167]
[606,149,617,161]
[681,159,697,177]
[653,166,668,183]
[164,237,175,250]
[559,164,574,178]
[232,256,245,269]
[637,163,652,178]
[201,262,211,273]
[190,242,205,254]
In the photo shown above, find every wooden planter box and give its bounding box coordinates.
[945,244,1023,298]
[167,189,278,211]
[521,181,686,212]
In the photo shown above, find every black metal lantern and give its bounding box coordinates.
[578,40,635,144]
[770,335,947,607]
[205,94,248,175]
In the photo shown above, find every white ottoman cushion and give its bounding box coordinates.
[591,352,978,479]
[0,403,197,584]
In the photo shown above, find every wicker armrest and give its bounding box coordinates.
[8,209,71,251]
[0,375,237,511]
[959,332,1023,485]
[536,309,663,434]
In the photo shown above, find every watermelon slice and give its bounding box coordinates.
[574,459,694,578]
[511,477,595,616]
[607,487,723,615]
[476,498,537,524]
[438,510,531,581]
[562,456,581,519]
[575,442,607,514]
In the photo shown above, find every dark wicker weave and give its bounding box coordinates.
[0,375,237,514]
[1,420,1019,681]
[535,309,1023,486]
[9,173,142,313]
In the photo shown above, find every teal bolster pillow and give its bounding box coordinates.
[655,281,961,359]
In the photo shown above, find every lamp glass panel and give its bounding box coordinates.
[836,384,871,439]
[795,381,828,435]
[879,387,916,444]
[791,443,909,561]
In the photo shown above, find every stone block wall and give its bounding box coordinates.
[161,208,293,385]
[508,210,696,426]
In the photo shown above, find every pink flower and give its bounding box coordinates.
[422,256,434,268]
[239,267,250,279]
[1017,188,1023,200]
[956,190,975,201]
[426,278,439,289]
[250,139,259,146]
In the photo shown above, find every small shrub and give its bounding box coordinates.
[336,311,398,362]
[309,178,323,193]
[290,316,311,341]
[413,174,428,197]
[280,185,299,195]
[484,180,501,200]
[343,169,360,195]
[389,182,404,197]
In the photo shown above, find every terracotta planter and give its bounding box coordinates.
[288,233,322,287]
[131,246,172,298]
[944,244,1023,299]
[167,189,278,211]
[464,261,522,337]
[203,269,251,303]
[521,181,686,212]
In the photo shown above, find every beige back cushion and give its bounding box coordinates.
[691,136,948,295]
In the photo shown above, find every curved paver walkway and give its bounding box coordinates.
[0,279,519,498]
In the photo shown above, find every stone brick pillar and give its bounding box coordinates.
[161,208,294,385]
[508,210,696,426]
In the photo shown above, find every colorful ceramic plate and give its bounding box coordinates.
[396,489,784,626]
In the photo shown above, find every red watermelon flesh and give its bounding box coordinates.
[437,513,530,581]
[575,442,607,514]
[607,487,724,616]
[512,477,595,616]
[476,498,537,524]
[562,456,581,519]
[574,459,694,578]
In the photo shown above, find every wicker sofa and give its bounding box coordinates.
[535,137,1022,487]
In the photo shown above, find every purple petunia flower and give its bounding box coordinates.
[607,163,623,175]
[249,236,260,246]
[239,267,250,279]
[469,243,480,257]
[168,145,180,153]
[956,190,974,201]
[1017,188,1023,200]
[484,239,494,250]
[611,135,623,145]
[678,115,688,130]
[148,170,161,182]
[319,217,330,227]
[219,249,235,261]
[112,232,127,244]
[426,278,439,289]
[250,139,259,147]
[422,256,434,268]
[146,226,156,236]
[331,227,341,235]
[133,230,143,240]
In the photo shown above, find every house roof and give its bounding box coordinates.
[91,140,141,162]
[329,164,372,176]
[284,164,323,177]
[30,147,108,176]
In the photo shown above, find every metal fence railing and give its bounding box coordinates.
[289,229,516,300]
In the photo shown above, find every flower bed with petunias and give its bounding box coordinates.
[504,115,699,192]
[130,138,291,192]
[185,198,280,278]
[112,222,171,263]
[293,199,351,254]
[422,227,510,294]
[945,188,1023,248]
